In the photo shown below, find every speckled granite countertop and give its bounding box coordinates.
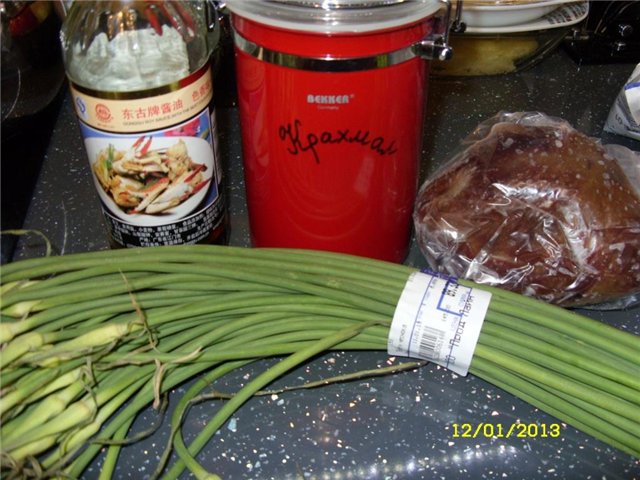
[9,48,640,479]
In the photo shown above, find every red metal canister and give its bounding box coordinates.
[228,0,448,262]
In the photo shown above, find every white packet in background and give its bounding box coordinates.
[604,63,640,141]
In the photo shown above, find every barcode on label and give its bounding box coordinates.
[389,271,491,376]
[419,326,445,361]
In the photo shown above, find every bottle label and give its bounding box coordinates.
[69,65,213,133]
[69,64,225,247]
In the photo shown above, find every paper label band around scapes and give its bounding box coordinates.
[388,270,491,376]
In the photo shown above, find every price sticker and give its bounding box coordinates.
[388,270,491,376]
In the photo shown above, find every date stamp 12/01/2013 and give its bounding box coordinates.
[451,422,562,439]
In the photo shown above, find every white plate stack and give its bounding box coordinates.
[460,0,588,33]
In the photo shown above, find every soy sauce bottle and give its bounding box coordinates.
[60,1,228,248]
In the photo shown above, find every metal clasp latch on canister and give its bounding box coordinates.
[414,0,466,61]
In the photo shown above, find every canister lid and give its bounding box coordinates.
[225,0,442,33]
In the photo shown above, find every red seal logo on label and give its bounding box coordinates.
[95,104,112,122]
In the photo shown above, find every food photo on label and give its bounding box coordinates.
[89,135,214,219]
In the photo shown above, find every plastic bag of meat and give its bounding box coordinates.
[413,111,640,308]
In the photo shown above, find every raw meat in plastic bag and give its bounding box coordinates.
[413,112,640,308]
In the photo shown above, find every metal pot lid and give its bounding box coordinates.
[225,0,442,33]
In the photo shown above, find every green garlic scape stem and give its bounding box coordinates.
[0,244,638,479]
